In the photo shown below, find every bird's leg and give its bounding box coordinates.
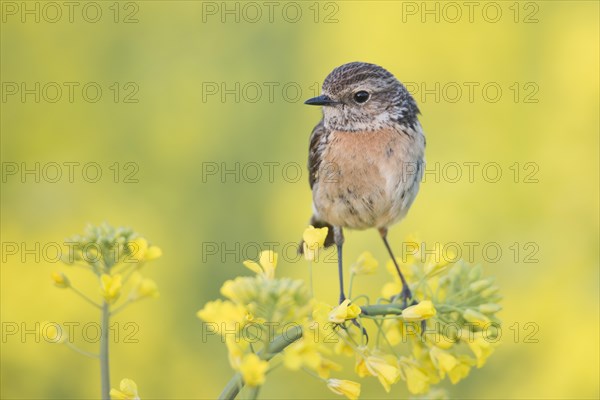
[334,226,367,339]
[379,227,413,307]
[333,226,346,304]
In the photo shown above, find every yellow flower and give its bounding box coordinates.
[355,353,370,378]
[424,252,453,277]
[51,271,70,288]
[328,299,361,323]
[39,321,65,344]
[333,329,358,357]
[110,378,140,400]
[100,274,122,304]
[243,250,278,279]
[461,331,495,368]
[144,246,162,261]
[369,356,401,392]
[463,308,490,326]
[238,353,268,387]
[402,300,436,322]
[356,350,401,392]
[429,346,458,378]
[129,273,159,300]
[196,300,248,335]
[225,336,249,369]
[302,225,329,261]
[350,251,378,275]
[327,379,361,400]
[128,237,161,262]
[283,337,322,371]
[446,355,473,384]
[382,320,404,346]
[316,358,342,379]
[382,281,402,299]
[312,301,332,324]
[399,357,430,394]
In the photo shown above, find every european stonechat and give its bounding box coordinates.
[302,62,425,306]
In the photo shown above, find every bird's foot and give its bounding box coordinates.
[390,285,415,308]
[340,318,368,343]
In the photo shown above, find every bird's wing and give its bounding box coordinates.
[308,119,330,190]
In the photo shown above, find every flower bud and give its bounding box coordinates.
[51,272,70,288]
[463,308,490,325]
[478,303,502,314]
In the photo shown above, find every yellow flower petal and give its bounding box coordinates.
[303,225,329,249]
[461,332,495,368]
[243,251,279,279]
[197,300,248,335]
[382,281,402,299]
[447,355,473,384]
[351,251,378,275]
[365,355,401,392]
[317,358,342,379]
[328,299,362,323]
[242,260,263,275]
[100,274,122,304]
[356,349,400,392]
[225,336,249,369]
[327,379,361,400]
[145,246,162,261]
[399,357,430,395]
[128,238,149,262]
[402,300,436,322]
[259,250,277,279]
[239,353,268,387]
[429,346,458,378]
[110,378,140,400]
[129,273,159,300]
[284,338,322,371]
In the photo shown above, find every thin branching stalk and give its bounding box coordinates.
[100,301,111,400]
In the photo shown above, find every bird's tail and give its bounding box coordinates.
[298,216,335,254]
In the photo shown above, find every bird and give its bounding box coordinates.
[300,62,425,306]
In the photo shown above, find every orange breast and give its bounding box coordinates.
[312,128,423,230]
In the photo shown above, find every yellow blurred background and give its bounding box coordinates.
[1,1,598,398]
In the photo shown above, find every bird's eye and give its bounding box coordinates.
[353,91,370,104]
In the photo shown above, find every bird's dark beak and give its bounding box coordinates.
[304,95,337,106]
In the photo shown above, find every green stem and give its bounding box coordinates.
[308,260,313,298]
[100,301,110,400]
[348,273,355,300]
[65,342,99,359]
[246,385,261,400]
[359,303,405,317]
[70,286,102,310]
[110,299,133,316]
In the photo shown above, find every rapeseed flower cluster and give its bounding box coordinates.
[200,229,502,399]
[47,223,162,399]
